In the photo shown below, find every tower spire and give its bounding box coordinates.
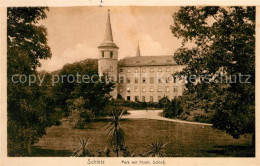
[136,40,141,57]
[104,9,113,42]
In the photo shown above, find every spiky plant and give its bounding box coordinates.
[72,137,91,157]
[144,141,167,157]
[104,109,126,157]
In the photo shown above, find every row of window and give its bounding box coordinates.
[120,67,177,73]
[126,95,173,102]
[102,51,114,58]
[120,76,179,84]
[120,86,178,93]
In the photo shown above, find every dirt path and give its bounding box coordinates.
[123,110,212,126]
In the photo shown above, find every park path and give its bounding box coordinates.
[122,110,212,126]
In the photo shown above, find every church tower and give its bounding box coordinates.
[98,10,119,98]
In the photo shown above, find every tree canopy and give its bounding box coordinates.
[171,7,255,141]
[7,7,60,156]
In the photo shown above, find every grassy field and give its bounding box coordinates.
[32,118,254,157]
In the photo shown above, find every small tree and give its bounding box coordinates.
[68,97,94,129]
[104,108,126,157]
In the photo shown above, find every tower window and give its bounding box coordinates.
[110,51,113,58]
[102,51,104,58]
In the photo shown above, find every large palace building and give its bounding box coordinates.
[98,10,186,102]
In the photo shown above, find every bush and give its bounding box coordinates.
[193,113,212,123]
[163,98,183,118]
[68,97,94,129]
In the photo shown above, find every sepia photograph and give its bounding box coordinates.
[1,1,257,164]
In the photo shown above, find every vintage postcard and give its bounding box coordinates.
[0,0,259,166]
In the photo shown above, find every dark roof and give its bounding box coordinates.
[118,55,177,67]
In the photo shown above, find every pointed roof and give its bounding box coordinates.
[98,10,118,49]
[136,41,141,57]
[104,9,113,42]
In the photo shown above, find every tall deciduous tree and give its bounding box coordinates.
[171,7,255,145]
[7,7,59,156]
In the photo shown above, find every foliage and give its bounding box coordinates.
[53,59,115,117]
[110,99,160,110]
[158,96,170,108]
[68,97,94,129]
[171,6,255,142]
[104,109,126,157]
[142,141,167,157]
[72,137,94,157]
[7,7,61,156]
[163,98,183,118]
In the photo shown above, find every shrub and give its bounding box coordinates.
[163,98,183,118]
[68,97,94,129]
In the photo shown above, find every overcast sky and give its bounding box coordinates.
[38,6,184,72]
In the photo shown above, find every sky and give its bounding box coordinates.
[38,6,184,72]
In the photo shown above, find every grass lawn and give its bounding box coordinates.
[32,118,254,157]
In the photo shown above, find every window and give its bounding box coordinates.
[150,87,154,92]
[173,86,178,92]
[134,86,138,92]
[102,51,104,58]
[119,68,123,72]
[135,96,139,102]
[136,61,140,63]
[158,86,162,92]
[119,87,123,92]
[110,66,113,71]
[119,76,124,83]
[126,87,130,93]
[142,96,145,102]
[158,68,162,72]
[142,87,146,92]
[165,86,170,92]
[127,78,130,83]
[150,68,154,72]
[127,96,131,101]
[142,69,146,73]
[135,78,138,83]
[135,68,139,73]
[158,78,162,83]
[173,76,177,83]
[166,76,170,83]
[150,77,154,83]
[166,68,170,72]
[150,96,153,102]
[110,51,113,58]
[142,77,146,83]
[127,69,131,73]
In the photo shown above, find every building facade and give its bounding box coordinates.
[98,10,186,102]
